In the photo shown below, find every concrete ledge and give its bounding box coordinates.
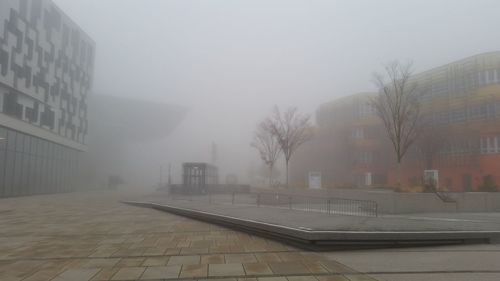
[122,201,500,250]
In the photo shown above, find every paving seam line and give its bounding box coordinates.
[0,249,300,262]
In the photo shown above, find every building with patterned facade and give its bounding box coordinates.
[0,0,95,197]
[291,52,500,191]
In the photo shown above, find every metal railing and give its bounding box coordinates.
[168,191,378,217]
[435,191,458,203]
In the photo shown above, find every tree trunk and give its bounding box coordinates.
[425,154,433,170]
[396,160,402,188]
[269,164,273,188]
[285,160,289,189]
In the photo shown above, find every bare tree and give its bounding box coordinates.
[251,121,282,187]
[371,61,423,185]
[266,106,313,188]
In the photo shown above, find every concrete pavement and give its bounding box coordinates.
[146,193,500,232]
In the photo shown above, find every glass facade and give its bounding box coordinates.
[0,126,81,197]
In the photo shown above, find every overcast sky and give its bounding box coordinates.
[53,0,500,183]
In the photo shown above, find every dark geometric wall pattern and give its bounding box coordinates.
[0,0,95,145]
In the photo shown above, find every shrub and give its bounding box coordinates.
[478,175,498,192]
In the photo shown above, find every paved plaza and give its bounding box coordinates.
[1,190,500,281]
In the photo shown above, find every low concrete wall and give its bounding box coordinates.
[455,192,500,212]
[250,187,500,214]
[167,184,250,195]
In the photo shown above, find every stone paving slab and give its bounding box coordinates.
[371,273,500,281]
[243,263,273,275]
[140,265,181,279]
[268,261,311,275]
[52,268,101,281]
[201,254,225,264]
[168,255,201,266]
[1,190,500,281]
[180,264,208,278]
[209,263,246,277]
[110,267,145,280]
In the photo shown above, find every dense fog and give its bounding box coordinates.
[52,0,500,188]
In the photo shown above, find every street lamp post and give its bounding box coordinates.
[159,165,163,189]
[168,164,171,186]
[159,163,172,189]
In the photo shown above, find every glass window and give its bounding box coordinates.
[469,105,484,120]
[30,137,37,156]
[38,139,44,157]
[0,128,6,150]
[352,128,364,139]
[489,70,495,82]
[487,137,496,154]
[22,153,30,194]
[42,156,49,193]
[55,155,60,192]
[452,108,466,122]
[480,138,487,154]
[49,158,55,193]
[36,157,43,194]
[41,140,48,157]
[14,152,22,196]
[0,150,5,197]
[46,142,51,160]
[23,135,31,154]
[7,130,16,151]
[28,155,36,194]
[15,133,24,152]
[49,142,54,159]
[57,145,63,160]
[58,157,63,192]
[4,150,15,196]
[487,103,495,119]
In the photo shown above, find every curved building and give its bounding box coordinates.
[82,94,186,188]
